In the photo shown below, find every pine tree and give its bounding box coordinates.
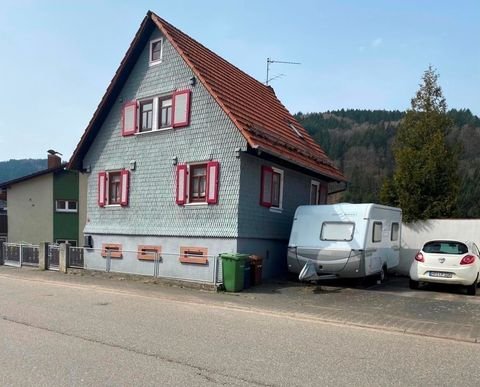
[381,66,459,222]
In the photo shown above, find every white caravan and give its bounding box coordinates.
[287,203,402,281]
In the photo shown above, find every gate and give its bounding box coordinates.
[3,243,21,267]
[22,244,39,266]
[48,243,60,270]
[68,246,84,268]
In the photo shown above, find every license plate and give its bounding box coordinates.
[429,271,452,278]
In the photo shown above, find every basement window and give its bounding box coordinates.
[179,246,209,265]
[137,245,161,261]
[101,243,122,258]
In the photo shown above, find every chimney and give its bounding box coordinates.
[48,153,62,169]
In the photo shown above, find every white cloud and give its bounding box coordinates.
[371,38,383,48]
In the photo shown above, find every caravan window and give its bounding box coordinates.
[372,222,382,243]
[391,223,399,241]
[320,222,355,241]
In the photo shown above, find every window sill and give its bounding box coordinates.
[149,60,162,67]
[135,127,173,136]
[269,207,283,214]
[179,256,209,265]
[56,210,78,213]
[105,204,121,208]
[184,202,208,207]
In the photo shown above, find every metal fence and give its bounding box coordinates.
[68,246,84,268]
[2,242,39,267]
[47,243,60,270]
[83,248,223,285]
[22,244,39,266]
[0,243,222,285]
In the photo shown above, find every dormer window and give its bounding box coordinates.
[149,38,163,65]
[288,122,303,138]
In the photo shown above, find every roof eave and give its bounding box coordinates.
[68,13,154,170]
[254,146,346,183]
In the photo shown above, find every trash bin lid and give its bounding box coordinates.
[249,255,263,262]
[220,253,250,261]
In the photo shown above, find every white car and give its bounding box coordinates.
[409,240,480,295]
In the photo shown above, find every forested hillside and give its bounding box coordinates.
[295,109,480,217]
[0,159,46,184]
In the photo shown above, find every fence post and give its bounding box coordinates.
[106,250,111,273]
[0,240,4,265]
[38,242,48,271]
[59,243,68,273]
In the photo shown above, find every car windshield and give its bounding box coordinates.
[423,241,468,255]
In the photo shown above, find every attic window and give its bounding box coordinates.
[149,38,163,65]
[288,122,303,138]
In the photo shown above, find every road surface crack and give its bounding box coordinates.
[0,314,275,387]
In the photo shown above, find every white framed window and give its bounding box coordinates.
[149,38,163,65]
[56,239,77,247]
[98,170,129,207]
[55,200,78,213]
[271,167,284,210]
[260,166,284,211]
[310,180,320,204]
[136,94,174,134]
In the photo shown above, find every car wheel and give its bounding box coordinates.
[466,276,478,296]
[409,279,419,290]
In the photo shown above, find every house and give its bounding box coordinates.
[68,11,345,279]
[0,152,87,246]
[0,189,6,242]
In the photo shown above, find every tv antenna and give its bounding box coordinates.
[266,57,301,85]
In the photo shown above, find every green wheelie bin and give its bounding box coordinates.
[221,253,249,292]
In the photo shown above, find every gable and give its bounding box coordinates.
[69,11,344,182]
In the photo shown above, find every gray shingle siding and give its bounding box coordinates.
[238,153,328,240]
[83,28,246,237]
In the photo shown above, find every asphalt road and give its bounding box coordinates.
[0,273,478,386]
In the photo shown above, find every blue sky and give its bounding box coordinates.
[0,0,478,161]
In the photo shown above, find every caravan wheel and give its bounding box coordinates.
[378,266,388,283]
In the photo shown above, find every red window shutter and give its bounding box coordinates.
[172,90,191,128]
[98,172,107,207]
[260,166,273,207]
[320,184,328,204]
[120,170,130,206]
[176,164,188,205]
[206,161,220,204]
[122,100,137,136]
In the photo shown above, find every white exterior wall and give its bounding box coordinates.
[398,219,480,275]
[84,234,237,282]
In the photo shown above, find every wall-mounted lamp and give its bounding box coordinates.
[129,160,136,171]
[84,165,91,173]
[235,147,241,158]
[209,152,213,161]
[119,96,124,103]
[189,76,197,87]
[172,156,178,165]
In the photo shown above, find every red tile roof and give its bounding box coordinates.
[70,11,344,182]
[151,13,344,181]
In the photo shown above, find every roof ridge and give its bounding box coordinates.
[149,11,274,96]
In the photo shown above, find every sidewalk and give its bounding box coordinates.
[1,266,479,344]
